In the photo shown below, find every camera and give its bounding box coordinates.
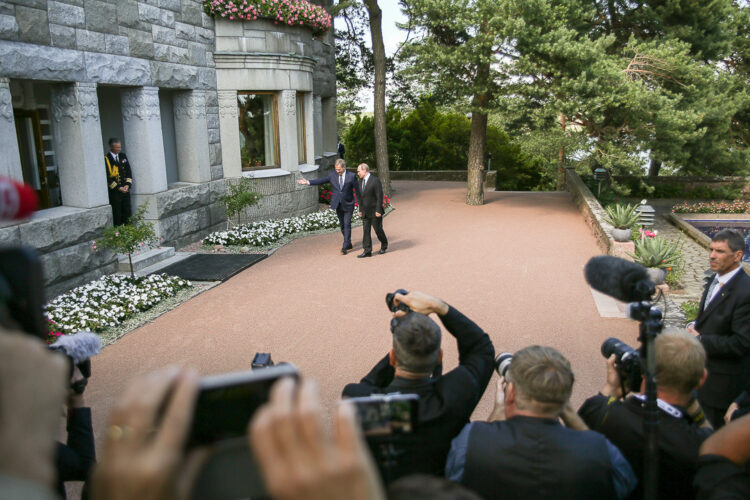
[494,352,513,378]
[385,289,410,314]
[348,393,419,437]
[601,337,643,393]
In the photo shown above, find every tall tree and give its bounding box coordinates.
[363,0,392,195]
[401,0,512,205]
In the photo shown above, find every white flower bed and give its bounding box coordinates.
[46,274,192,335]
[203,209,363,247]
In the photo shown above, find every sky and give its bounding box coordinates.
[334,0,408,111]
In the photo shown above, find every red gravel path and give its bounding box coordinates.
[85,181,640,440]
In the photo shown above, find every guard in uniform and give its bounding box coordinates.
[104,138,133,226]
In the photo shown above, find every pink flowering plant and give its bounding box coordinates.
[203,0,332,36]
[672,200,750,214]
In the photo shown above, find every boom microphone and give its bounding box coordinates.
[584,255,655,303]
[48,331,101,365]
[0,177,38,221]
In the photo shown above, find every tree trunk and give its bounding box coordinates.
[557,114,566,190]
[648,158,661,177]
[466,61,491,206]
[466,103,488,206]
[363,0,392,196]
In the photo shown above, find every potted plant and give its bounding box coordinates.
[627,236,684,285]
[603,203,641,242]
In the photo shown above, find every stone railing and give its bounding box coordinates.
[564,167,616,254]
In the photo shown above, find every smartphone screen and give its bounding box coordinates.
[347,393,419,436]
[187,363,298,447]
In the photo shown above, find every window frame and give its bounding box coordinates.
[237,91,280,171]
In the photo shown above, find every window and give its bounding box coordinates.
[296,92,306,164]
[237,92,279,169]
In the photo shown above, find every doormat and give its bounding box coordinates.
[153,254,267,282]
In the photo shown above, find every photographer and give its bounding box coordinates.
[341,291,495,483]
[578,330,713,499]
[694,413,750,499]
[445,346,636,500]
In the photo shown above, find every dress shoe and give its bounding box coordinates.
[341,248,348,255]
[378,247,387,255]
[357,251,372,258]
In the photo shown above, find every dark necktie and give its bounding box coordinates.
[339,175,343,189]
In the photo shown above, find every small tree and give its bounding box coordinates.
[219,177,262,228]
[96,203,158,278]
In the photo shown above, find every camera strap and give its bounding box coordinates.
[631,394,683,419]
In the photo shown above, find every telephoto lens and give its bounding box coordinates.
[494,352,513,377]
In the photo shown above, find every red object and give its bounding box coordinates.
[0,177,38,221]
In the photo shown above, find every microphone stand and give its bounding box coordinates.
[629,301,663,500]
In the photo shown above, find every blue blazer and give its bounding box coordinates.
[309,170,361,212]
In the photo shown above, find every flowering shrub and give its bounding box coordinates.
[672,200,750,214]
[95,203,158,278]
[319,185,332,204]
[45,274,192,335]
[46,319,63,345]
[204,209,363,246]
[203,0,332,36]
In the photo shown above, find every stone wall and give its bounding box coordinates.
[389,170,497,190]
[0,206,117,299]
[564,167,612,253]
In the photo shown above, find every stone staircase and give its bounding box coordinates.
[117,246,194,276]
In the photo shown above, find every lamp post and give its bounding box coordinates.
[593,167,608,198]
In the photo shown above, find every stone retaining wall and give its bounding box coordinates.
[0,205,117,299]
[389,170,497,190]
[564,167,612,253]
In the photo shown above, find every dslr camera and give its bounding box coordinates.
[494,352,513,378]
[385,289,410,314]
[601,337,643,393]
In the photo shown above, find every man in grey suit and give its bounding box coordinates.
[356,163,388,258]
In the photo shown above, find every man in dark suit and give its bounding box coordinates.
[104,138,133,226]
[688,229,750,428]
[356,163,388,258]
[297,159,360,254]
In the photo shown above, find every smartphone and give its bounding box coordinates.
[347,393,419,437]
[187,363,298,447]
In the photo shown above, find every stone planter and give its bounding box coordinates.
[647,267,666,285]
[611,228,632,242]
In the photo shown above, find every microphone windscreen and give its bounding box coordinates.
[49,331,101,365]
[584,255,654,303]
[0,177,38,221]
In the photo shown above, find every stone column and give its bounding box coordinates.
[0,78,23,181]
[51,82,109,209]
[313,95,322,157]
[278,90,298,172]
[218,90,241,178]
[121,87,168,195]
[304,93,314,165]
[173,90,211,183]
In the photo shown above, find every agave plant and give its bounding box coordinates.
[603,203,641,229]
[628,236,684,269]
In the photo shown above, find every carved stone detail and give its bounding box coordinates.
[218,90,238,118]
[0,78,12,121]
[122,87,161,121]
[51,82,100,124]
[282,90,296,119]
[174,90,207,119]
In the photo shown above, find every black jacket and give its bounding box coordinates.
[695,269,750,410]
[358,174,384,218]
[342,305,494,483]
[104,151,133,195]
[56,407,96,500]
[579,394,713,500]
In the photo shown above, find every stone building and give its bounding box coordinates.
[0,0,337,298]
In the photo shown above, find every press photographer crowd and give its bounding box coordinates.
[1,175,750,500]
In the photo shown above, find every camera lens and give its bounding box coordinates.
[494,352,513,377]
[601,337,636,361]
